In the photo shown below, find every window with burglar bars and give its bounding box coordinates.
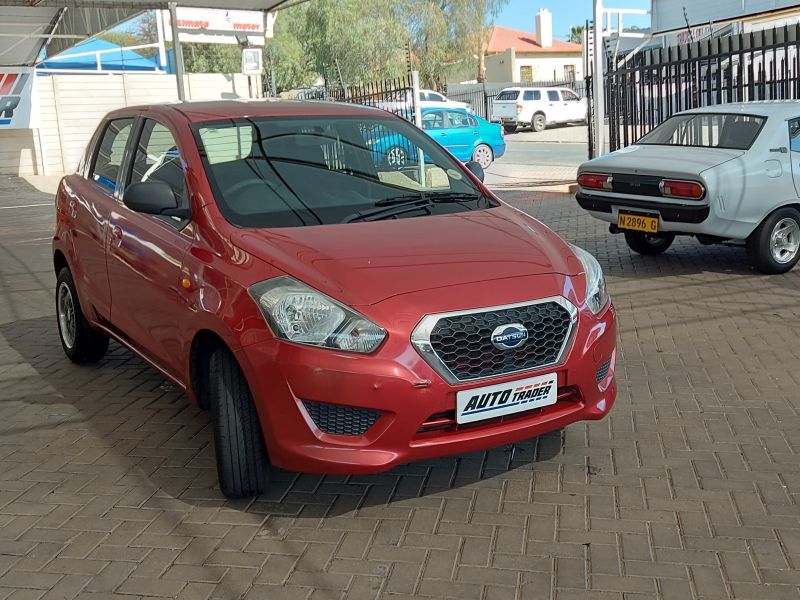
[598,23,800,154]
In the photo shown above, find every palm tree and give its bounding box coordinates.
[568,25,585,44]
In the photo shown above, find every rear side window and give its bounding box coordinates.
[91,118,134,191]
[523,90,540,101]
[496,90,520,101]
[547,90,560,101]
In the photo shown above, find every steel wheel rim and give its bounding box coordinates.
[770,217,800,264]
[57,282,77,349]
[534,115,545,129]
[473,145,492,169]
[387,147,406,168]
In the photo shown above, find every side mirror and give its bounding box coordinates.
[465,160,484,182]
[123,181,188,218]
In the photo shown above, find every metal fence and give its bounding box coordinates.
[604,23,800,152]
[446,79,587,120]
[294,73,418,123]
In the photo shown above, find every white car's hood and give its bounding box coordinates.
[582,144,745,177]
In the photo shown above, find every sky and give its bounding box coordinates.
[495,0,651,40]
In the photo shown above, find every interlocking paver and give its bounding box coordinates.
[2,177,800,599]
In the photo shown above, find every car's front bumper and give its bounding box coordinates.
[234,302,617,475]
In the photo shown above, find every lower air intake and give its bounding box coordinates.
[302,401,381,436]
[596,357,612,382]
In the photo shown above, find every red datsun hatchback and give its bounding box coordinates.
[52,100,616,498]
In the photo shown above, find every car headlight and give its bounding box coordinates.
[570,244,609,314]
[249,276,386,353]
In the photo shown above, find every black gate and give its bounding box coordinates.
[295,73,418,123]
[596,23,800,155]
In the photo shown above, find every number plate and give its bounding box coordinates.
[617,212,659,233]
[456,372,558,424]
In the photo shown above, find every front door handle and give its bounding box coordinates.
[110,224,123,247]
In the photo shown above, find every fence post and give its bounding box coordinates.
[411,70,425,185]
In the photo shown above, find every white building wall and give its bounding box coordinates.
[0,72,259,176]
[512,55,583,82]
[653,0,800,33]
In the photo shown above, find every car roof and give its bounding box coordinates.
[679,101,800,119]
[108,99,391,123]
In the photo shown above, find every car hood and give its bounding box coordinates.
[582,144,745,176]
[230,206,581,307]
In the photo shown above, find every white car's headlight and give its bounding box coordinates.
[570,244,609,314]
[249,276,386,353]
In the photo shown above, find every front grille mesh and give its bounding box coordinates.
[302,401,381,436]
[428,302,573,381]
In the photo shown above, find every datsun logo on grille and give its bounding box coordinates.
[490,323,528,350]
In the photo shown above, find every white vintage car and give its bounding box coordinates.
[576,102,800,273]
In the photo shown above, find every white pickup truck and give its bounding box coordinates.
[492,87,587,133]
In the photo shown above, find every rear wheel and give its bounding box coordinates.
[624,231,675,255]
[532,113,546,132]
[56,267,109,364]
[209,347,270,498]
[503,125,517,134]
[472,144,493,169]
[746,207,800,274]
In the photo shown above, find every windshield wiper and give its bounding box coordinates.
[343,192,484,223]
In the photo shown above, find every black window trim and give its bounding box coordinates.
[88,116,137,198]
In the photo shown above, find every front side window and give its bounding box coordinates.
[129,119,186,207]
[562,90,580,101]
[91,118,134,191]
[428,92,445,102]
[637,113,766,150]
[422,111,445,130]
[195,115,495,228]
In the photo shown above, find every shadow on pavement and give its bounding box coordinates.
[0,315,566,517]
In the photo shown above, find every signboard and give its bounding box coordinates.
[0,68,35,129]
[162,8,265,46]
[241,48,263,75]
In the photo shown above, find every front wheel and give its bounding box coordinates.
[624,231,675,255]
[532,113,546,132]
[209,347,271,498]
[472,144,493,169]
[56,267,109,363]
[746,207,800,274]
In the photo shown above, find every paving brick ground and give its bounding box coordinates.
[1,176,800,599]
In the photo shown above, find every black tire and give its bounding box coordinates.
[56,267,109,364]
[503,125,517,134]
[624,231,675,256]
[746,207,800,274]
[532,113,546,132]
[209,347,270,498]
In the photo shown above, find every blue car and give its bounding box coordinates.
[367,108,506,171]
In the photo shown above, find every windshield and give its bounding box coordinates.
[194,115,494,228]
[637,113,766,150]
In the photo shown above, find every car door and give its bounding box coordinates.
[106,116,193,377]
[545,89,565,122]
[788,118,800,198]
[442,110,477,160]
[519,89,540,123]
[422,109,448,145]
[70,117,135,321]
[560,89,585,121]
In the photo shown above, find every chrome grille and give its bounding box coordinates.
[412,298,576,383]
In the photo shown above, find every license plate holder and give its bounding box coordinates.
[617,211,659,233]
[455,372,558,424]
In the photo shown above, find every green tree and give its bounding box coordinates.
[568,24,585,44]
[265,4,316,93]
